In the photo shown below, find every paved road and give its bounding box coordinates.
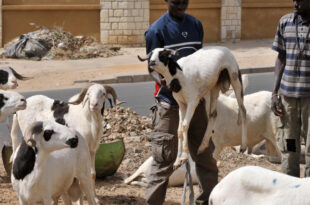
[0,72,274,145]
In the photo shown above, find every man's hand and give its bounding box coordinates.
[271,94,284,117]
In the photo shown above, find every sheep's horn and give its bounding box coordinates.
[9,67,32,80]
[137,55,149,62]
[137,52,152,62]
[24,121,43,147]
[103,85,126,107]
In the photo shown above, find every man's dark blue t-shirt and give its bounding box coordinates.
[145,12,204,105]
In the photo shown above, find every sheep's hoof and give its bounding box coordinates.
[173,154,188,170]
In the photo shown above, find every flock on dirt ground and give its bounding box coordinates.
[0,46,303,205]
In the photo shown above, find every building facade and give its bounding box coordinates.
[0,0,292,47]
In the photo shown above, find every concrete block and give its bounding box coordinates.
[100,23,111,30]
[124,9,132,17]
[101,2,112,9]
[114,9,123,17]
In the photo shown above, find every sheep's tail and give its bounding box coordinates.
[103,85,126,106]
[9,67,32,80]
[10,114,19,163]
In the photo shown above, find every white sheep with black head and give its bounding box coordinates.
[0,66,30,90]
[11,120,96,205]
[0,90,26,121]
[138,46,247,169]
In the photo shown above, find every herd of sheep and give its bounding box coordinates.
[0,46,308,205]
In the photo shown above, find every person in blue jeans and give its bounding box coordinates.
[145,0,218,204]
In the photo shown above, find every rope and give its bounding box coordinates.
[181,161,194,205]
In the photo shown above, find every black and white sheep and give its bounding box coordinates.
[209,166,310,205]
[138,46,247,169]
[11,120,96,205]
[0,67,29,90]
[0,90,26,121]
[11,84,107,185]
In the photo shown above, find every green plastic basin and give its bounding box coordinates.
[2,140,125,178]
[95,140,125,178]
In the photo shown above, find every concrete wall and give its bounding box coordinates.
[241,0,292,40]
[1,0,100,46]
[100,0,149,47]
[221,0,241,42]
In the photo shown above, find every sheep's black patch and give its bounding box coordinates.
[169,78,182,92]
[158,50,182,76]
[0,70,9,85]
[43,129,54,141]
[12,140,36,180]
[286,139,297,152]
[52,100,69,125]
[0,94,6,110]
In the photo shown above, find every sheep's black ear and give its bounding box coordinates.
[0,70,9,85]
[43,129,54,141]
[0,94,5,110]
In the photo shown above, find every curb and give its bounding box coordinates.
[74,66,275,85]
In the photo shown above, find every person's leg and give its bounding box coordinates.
[301,97,310,177]
[146,104,179,205]
[277,96,301,177]
[188,99,218,205]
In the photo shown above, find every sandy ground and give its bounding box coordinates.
[0,39,288,204]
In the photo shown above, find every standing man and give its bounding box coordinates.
[145,0,218,204]
[271,0,310,177]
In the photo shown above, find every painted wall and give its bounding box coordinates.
[2,0,100,46]
[241,0,293,40]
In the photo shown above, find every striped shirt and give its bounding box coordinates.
[145,12,203,105]
[272,12,310,97]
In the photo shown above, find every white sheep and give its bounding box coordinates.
[0,90,26,121]
[0,66,29,90]
[138,46,247,169]
[11,84,107,191]
[212,91,280,160]
[209,165,310,205]
[124,156,198,187]
[11,120,96,205]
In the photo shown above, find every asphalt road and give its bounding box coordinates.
[0,72,274,145]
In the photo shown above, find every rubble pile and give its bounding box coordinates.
[101,106,153,174]
[101,106,153,144]
[3,27,120,60]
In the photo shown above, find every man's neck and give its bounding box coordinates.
[299,12,310,22]
[167,11,184,22]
